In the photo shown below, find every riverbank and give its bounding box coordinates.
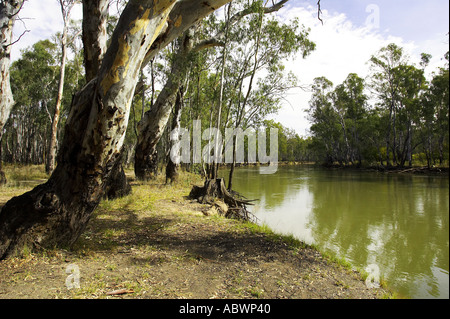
[0,167,394,299]
[218,161,449,176]
[322,164,449,176]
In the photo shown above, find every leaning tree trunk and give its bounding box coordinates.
[0,140,6,185]
[135,27,195,181]
[0,0,24,185]
[0,0,232,260]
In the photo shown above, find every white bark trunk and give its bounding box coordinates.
[47,1,75,174]
[82,0,108,82]
[0,0,23,138]
[0,0,24,184]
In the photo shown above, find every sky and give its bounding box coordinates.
[273,0,449,136]
[10,0,450,136]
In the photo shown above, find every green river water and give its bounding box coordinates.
[222,165,449,299]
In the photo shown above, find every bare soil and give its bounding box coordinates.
[0,176,392,299]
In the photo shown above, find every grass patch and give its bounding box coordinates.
[240,221,313,251]
[3,163,49,182]
[96,185,157,214]
[321,251,354,271]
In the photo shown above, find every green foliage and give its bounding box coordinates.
[263,120,315,162]
[11,40,58,109]
[2,21,84,165]
[308,43,449,167]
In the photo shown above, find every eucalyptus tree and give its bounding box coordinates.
[46,0,80,174]
[421,53,449,166]
[331,73,368,165]
[395,63,427,167]
[0,0,233,259]
[80,0,131,199]
[307,44,442,167]
[165,81,187,183]
[134,24,199,180]
[8,40,59,164]
[2,31,84,166]
[223,1,315,189]
[432,58,449,165]
[369,43,433,167]
[0,0,24,183]
[369,43,407,166]
[307,76,342,165]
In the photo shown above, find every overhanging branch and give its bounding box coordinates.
[192,37,225,52]
[142,0,291,68]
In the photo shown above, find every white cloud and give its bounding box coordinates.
[11,0,82,61]
[269,5,446,136]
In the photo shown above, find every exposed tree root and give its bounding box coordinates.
[189,178,257,222]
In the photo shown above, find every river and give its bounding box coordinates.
[222,165,449,299]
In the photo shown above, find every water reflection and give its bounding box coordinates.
[221,166,449,299]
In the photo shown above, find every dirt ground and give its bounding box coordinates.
[0,176,393,299]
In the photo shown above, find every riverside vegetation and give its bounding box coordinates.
[0,164,395,299]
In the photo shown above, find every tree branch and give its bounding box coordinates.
[317,0,323,25]
[192,37,225,52]
[142,0,289,68]
[3,28,28,48]
[142,0,232,67]
[228,0,289,25]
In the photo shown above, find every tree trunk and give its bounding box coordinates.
[82,0,130,200]
[392,107,399,166]
[46,1,74,174]
[0,0,24,184]
[211,4,231,180]
[438,134,444,165]
[425,134,432,169]
[407,120,412,167]
[227,143,236,191]
[103,150,131,199]
[385,104,393,167]
[0,139,6,185]
[82,0,108,83]
[165,86,185,184]
[0,0,21,131]
[227,9,263,191]
[135,26,195,181]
